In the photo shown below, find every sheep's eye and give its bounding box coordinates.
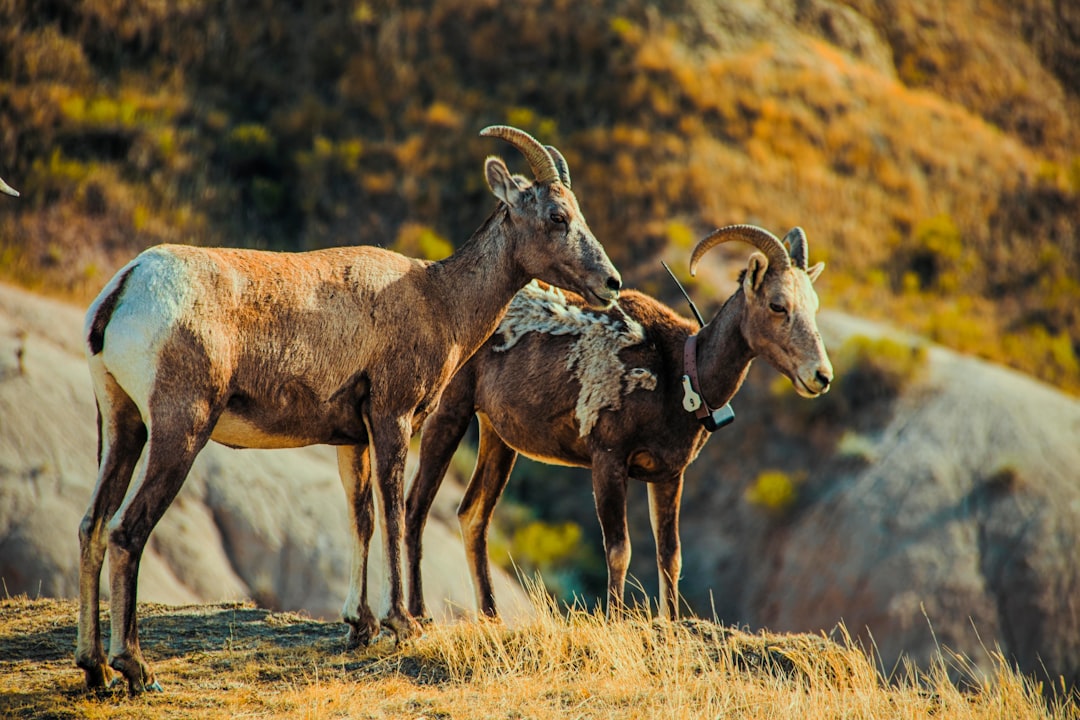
[769,302,787,315]
[550,212,567,225]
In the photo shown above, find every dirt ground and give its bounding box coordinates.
[0,597,363,718]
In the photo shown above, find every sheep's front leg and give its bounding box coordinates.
[647,478,683,619]
[406,382,477,621]
[592,457,631,618]
[337,445,378,649]
[368,415,422,642]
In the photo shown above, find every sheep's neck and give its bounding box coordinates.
[692,288,755,409]
[427,206,528,360]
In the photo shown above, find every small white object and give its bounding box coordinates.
[681,375,702,412]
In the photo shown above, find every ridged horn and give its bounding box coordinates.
[480,125,561,185]
[0,176,18,197]
[545,145,571,188]
[784,226,808,270]
[689,224,791,277]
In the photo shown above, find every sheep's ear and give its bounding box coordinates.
[486,157,522,207]
[806,261,825,283]
[744,252,769,293]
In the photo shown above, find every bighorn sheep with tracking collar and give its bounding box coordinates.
[77,125,621,694]
[405,224,831,620]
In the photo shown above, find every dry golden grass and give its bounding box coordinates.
[1,588,1073,720]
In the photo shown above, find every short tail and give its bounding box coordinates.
[86,265,135,355]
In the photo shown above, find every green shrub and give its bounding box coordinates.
[665,220,695,251]
[745,470,798,514]
[393,223,453,261]
[509,521,583,571]
[832,334,928,407]
[984,461,1022,492]
[14,26,91,83]
[251,177,284,216]
[895,213,974,293]
[489,511,603,602]
[224,123,277,168]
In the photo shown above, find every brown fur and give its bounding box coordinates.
[75,134,620,694]
[405,236,831,620]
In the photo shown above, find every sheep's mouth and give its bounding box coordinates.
[583,285,618,309]
[794,376,826,398]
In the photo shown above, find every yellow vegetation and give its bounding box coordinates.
[0,1,1078,393]
[745,470,799,514]
[0,593,1073,719]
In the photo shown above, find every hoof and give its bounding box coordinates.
[370,627,398,649]
[345,617,379,651]
[123,677,156,696]
[126,677,159,696]
[109,654,157,696]
[380,614,422,643]
[78,660,115,691]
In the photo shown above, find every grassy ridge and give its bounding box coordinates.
[1,591,1074,719]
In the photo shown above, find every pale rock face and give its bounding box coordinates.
[669,313,1080,689]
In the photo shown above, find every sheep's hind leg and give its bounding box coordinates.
[106,408,214,694]
[77,379,146,691]
[647,478,684,620]
[337,445,379,649]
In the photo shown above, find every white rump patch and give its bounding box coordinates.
[495,281,657,436]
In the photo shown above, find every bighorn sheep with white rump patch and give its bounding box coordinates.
[405,224,831,621]
[77,125,620,694]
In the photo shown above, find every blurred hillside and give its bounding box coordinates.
[0,0,1078,391]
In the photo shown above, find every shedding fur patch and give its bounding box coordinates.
[495,281,657,436]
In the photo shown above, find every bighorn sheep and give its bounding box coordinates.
[76,126,621,694]
[405,224,831,620]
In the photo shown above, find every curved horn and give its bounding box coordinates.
[784,226,808,270]
[480,125,561,185]
[0,176,18,197]
[545,145,571,188]
[689,224,791,277]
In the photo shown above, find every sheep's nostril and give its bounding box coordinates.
[606,275,622,293]
[816,370,832,389]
